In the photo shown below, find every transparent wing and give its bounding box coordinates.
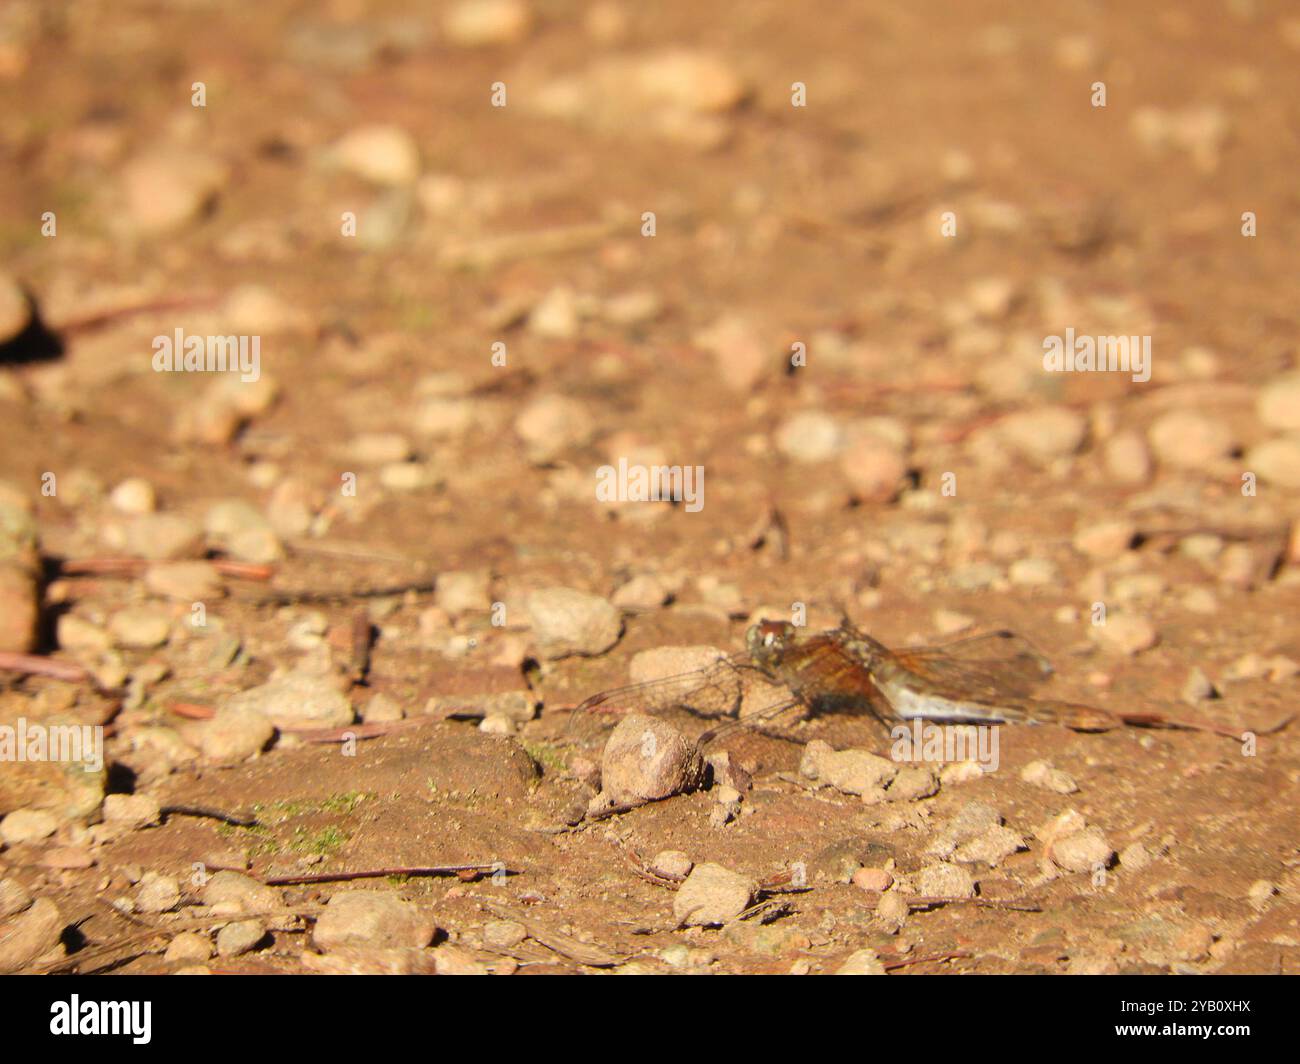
[888,630,1054,703]
[565,652,761,748]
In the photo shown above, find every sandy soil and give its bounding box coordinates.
[0,0,1298,975]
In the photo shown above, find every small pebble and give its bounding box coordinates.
[216,919,267,957]
[1020,760,1079,794]
[672,863,755,927]
[916,862,976,898]
[136,872,180,914]
[835,948,886,975]
[331,125,420,186]
[852,867,894,893]
[525,587,622,659]
[223,673,353,729]
[800,740,897,800]
[590,714,705,814]
[102,794,162,829]
[165,932,213,964]
[0,809,59,845]
[442,0,533,47]
[1148,410,1236,468]
[108,478,156,515]
[1091,614,1158,656]
[650,850,693,880]
[313,891,437,951]
[108,607,172,650]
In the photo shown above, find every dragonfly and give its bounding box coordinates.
[569,619,1283,748]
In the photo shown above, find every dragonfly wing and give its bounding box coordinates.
[572,653,751,719]
[893,630,1053,701]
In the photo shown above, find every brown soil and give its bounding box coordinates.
[1,1,1298,975]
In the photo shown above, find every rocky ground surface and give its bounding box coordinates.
[1,1,1299,974]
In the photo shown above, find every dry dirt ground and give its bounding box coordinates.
[1,1,1299,975]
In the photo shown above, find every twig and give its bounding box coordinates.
[0,652,93,684]
[58,557,273,581]
[478,899,625,968]
[233,579,435,606]
[263,863,506,886]
[160,803,258,827]
[898,894,1041,913]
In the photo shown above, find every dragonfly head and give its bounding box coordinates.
[746,619,797,667]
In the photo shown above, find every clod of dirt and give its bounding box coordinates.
[927,800,1005,857]
[887,764,939,801]
[0,897,64,973]
[953,825,1026,867]
[875,890,910,930]
[104,513,204,561]
[0,703,106,818]
[589,713,706,816]
[1020,759,1079,795]
[525,586,622,659]
[673,862,756,927]
[800,739,897,800]
[431,943,491,975]
[423,689,537,723]
[312,891,438,952]
[1036,809,1115,875]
